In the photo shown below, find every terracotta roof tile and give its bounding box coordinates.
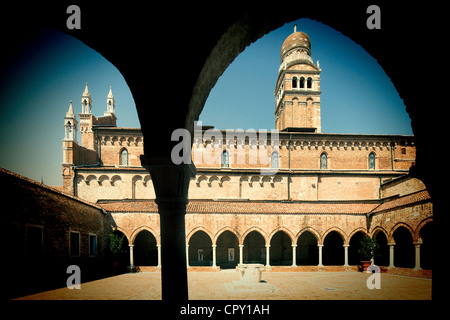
[99,199,378,215]
[371,190,431,213]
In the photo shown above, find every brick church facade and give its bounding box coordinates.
[58,28,432,274]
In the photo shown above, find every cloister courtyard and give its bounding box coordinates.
[15,269,431,300]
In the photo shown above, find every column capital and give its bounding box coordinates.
[140,155,196,204]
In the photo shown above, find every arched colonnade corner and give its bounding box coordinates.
[111,218,432,272]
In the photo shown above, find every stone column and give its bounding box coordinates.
[318,244,324,267]
[292,244,297,267]
[343,244,349,267]
[414,242,422,271]
[265,245,271,269]
[157,244,161,268]
[141,155,195,302]
[212,244,217,268]
[239,244,244,265]
[388,243,395,269]
[186,245,190,268]
[129,244,135,269]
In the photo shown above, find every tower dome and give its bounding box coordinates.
[280,28,311,60]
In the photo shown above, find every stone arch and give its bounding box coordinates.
[322,228,346,266]
[98,175,110,186]
[391,224,415,268]
[214,226,241,244]
[215,228,241,269]
[242,228,266,264]
[269,228,294,266]
[296,227,321,244]
[372,226,389,267]
[132,228,158,266]
[322,227,346,244]
[110,175,122,186]
[347,229,368,265]
[85,175,97,186]
[111,226,131,244]
[187,229,213,266]
[208,175,220,187]
[370,226,389,239]
[268,227,294,243]
[130,226,159,245]
[414,217,433,243]
[186,226,214,245]
[242,226,267,244]
[76,174,86,185]
[346,227,369,246]
[388,222,414,244]
[196,175,208,187]
[143,175,151,186]
[220,176,231,187]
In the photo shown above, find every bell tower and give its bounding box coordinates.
[274,25,322,132]
[78,83,97,150]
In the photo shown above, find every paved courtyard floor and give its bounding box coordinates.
[14,270,431,300]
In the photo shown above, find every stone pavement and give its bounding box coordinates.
[14,270,431,300]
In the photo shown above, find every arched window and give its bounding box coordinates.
[292,77,298,88]
[299,77,305,89]
[271,152,279,169]
[120,148,128,166]
[369,152,375,170]
[320,153,327,169]
[222,150,229,168]
[307,77,312,89]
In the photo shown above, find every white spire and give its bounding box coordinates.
[294,24,297,33]
[107,86,114,99]
[83,82,90,96]
[66,100,75,117]
[105,86,116,115]
[81,82,93,114]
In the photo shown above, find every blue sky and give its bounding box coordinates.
[0,18,412,186]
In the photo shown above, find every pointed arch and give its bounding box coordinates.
[414,217,433,243]
[347,227,369,246]
[296,227,321,244]
[322,227,346,244]
[119,147,129,166]
[268,227,294,243]
[130,226,160,245]
[214,226,241,244]
[388,222,414,243]
[186,226,214,244]
[242,226,267,245]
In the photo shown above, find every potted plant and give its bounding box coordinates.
[358,236,380,272]
[109,233,126,272]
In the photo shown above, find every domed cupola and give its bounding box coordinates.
[280,25,311,61]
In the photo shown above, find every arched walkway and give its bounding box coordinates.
[393,226,415,268]
[270,230,292,266]
[133,230,158,266]
[216,230,240,269]
[323,231,344,266]
[373,230,389,267]
[296,231,318,266]
[188,230,213,267]
[419,221,433,270]
[243,230,266,264]
[348,231,366,266]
